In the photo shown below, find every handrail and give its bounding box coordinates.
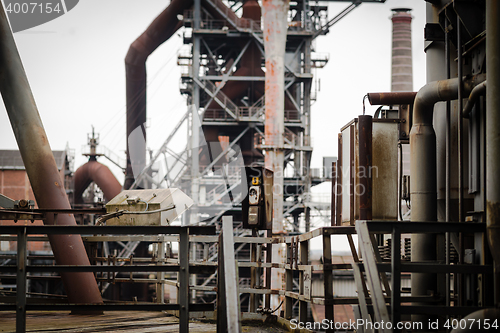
[0,223,215,333]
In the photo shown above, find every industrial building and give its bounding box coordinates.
[1,0,499,332]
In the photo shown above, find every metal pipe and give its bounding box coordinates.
[444,13,451,312]
[410,73,485,312]
[486,0,500,306]
[0,4,102,305]
[463,81,487,118]
[124,0,192,189]
[457,11,466,308]
[367,92,416,106]
[358,115,372,220]
[123,0,248,189]
[262,0,289,310]
[74,161,122,204]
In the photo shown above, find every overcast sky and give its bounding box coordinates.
[0,0,426,185]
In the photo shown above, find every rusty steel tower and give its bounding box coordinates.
[126,0,386,242]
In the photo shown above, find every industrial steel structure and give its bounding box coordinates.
[126,0,351,233]
[2,0,500,332]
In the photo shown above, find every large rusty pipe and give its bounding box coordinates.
[486,0,500,305]
[124,0,247,189]
[74,161,122,204]
[262,0,289,310]
[367,92,417,106]
[410,74,485,310]
[124,0,191,189]
[0,4,102,305]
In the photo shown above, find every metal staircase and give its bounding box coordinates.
[195,77,239,120]
[201,0,263,44]
[350,220,493,333]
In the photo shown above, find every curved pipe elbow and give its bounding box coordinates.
[413,74,486,125]
[74,161,122,204]
[463,81,487,118]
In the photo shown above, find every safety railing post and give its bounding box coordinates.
[16,226,27,333]
[323,229,334,331]
[391,225,401,331]
[284,238,293,319]
[299,238,309,322]
[179,227,189,333]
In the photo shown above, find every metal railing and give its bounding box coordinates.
[7,210,489,332]
[0,223,216,333]
[354,220,493,333]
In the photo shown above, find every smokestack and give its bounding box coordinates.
[391,8,413,92]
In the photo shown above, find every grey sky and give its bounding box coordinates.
[0,0,426,184]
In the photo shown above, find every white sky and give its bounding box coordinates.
[0,0,427,186]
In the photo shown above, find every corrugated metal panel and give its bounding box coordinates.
[0,150,66,170]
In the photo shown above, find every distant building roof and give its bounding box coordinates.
[0,150,67,171]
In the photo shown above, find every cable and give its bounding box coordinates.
[269,300,284,314]
[122,204,175,215]
[138,199,149,212]
[94,205,176,225]
[362,94,368,115]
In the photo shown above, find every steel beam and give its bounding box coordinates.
[0,3,103,306]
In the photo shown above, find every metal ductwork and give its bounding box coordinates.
[124,0,192,189]
[74,161,122,204]
[124,0,247,189]
[410,74,485,312]
[0,4,102,305]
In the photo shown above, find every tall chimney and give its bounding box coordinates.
[391,8,413,92]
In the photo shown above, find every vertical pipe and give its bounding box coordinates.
[263,0,288,232]
[457,13,465,307]
[444,14,451,310]
[0,4,102,305]
[331,162,337,226]
[486,0,500,306]
[263,0,289,309]
[123,0,191,189]
[190,0,201,225]
[358,115,372,221]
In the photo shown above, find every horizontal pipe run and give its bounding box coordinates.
[367,92,417,105]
